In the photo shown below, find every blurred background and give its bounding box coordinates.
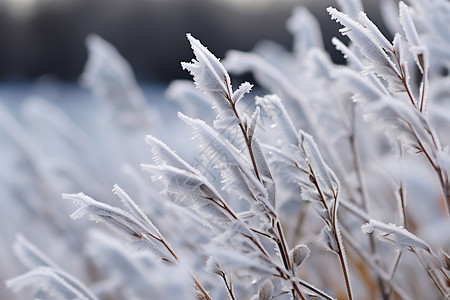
[0,0,385,84]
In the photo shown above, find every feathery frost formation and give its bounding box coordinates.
[3,0,450,299]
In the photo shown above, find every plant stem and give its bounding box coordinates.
[223,77,310,299]
[406,122,450,217]
[150,235,212,300]
[193,276,212,300]
[308,166,353,300]
[413,250,448,298]
[296,279,335,300]
[275,220,306,299]
[392,47,450,217]
[220,272,236,300]
[333,211,354,300]
[224,77,261,181]
[292,281,307,300]
[275,220,293,274]
[437,168,450,217]
[399,184,408,227]
[392,47,416,108]
[340,226,413,300]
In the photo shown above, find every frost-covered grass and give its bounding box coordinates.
[2,0,450,299]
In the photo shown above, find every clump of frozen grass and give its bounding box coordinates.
[4,0,450,299]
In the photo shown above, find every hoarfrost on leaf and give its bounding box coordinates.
[361,220,431,251]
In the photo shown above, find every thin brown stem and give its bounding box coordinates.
[296,279,335,300]
[146,233,212,300]
[276,221,293,274]
[200,195,239,220]
[308,167,353,300]
[292,282,307,300]
[437,168,450,217]
[193,276,212,300]
[408,123,437,169]
[392,45,449,217]
[223,77,310,299]
[224,77,261,181]
[159,238,179,261]
[245,225,307,300]
[392,45,450,216]
[399,184,408,228]
[219,272,236,300]
[161,257,175,264]
[406,123,450,216]
[392,47,416,108]
[274,211,306,300]
[340,225,413,300]
[333,216,354,300]
[241,233,271,258]
[250,228,275,240]
[414,250,448,297]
